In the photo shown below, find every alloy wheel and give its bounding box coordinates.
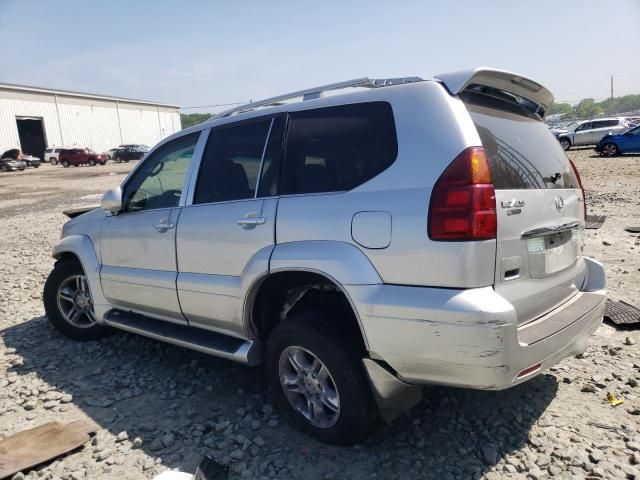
[56,274,97,328]
[278,346,340,428]
[603,144,618,157]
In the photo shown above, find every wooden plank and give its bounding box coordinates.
[0,420,97,479]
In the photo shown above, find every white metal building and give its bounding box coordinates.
[0,83,181,160]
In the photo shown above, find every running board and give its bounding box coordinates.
[103,310,262,366]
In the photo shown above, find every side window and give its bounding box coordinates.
[630,126,640,136]
[281,102,397,195]
[124,133,198,213]
[576,122,592,132]
[194,119,271,204]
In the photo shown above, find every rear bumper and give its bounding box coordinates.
[348,256,605,390]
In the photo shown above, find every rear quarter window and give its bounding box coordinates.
[281,102,397,195]
[461,91,579,189]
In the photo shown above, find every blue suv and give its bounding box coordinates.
[596,124,640,156]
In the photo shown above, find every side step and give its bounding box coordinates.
[103,310,262,366]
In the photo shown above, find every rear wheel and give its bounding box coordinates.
[33,163,40,168]
[0,164,9,172]
[50,158,58,165]
[602,143,619,157]
[265,307,377,445]
[559,138,571,151]
[88,159,96,166]
[43,259,109,341]
[62,160,69,167]
[114,155,121,163]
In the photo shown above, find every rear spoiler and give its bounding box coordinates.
[434,67,554,118]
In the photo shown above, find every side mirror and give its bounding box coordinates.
[101,187,123,214]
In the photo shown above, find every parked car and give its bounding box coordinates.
[554,117,631,150]
[0,149,27,172]
[44,147,70,165]
[22,154,41,168]
[106,144,149,162]
[595,124,640,156]
[43,68,605,445]
[58,148,107,167]
[0,157,26,172]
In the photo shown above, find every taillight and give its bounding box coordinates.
[568,158,587,221]
[428,147,497,241]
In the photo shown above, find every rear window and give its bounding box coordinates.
[461,91,579,189]
[281,102,397,195]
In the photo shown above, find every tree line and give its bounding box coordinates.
[549,94,640,119]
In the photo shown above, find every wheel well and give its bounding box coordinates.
[250,271,367,352]
[55,251,81,266]
[559,136,571,144]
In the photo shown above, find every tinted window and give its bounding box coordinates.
[462,91,579,189]
[194,119,271,204]
[124,133,198,212]
[281,102,397,195]
[629,126,640,136]
[575,122,592,132]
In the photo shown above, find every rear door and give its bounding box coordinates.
[462,91,586,325]
[176,116,284,336]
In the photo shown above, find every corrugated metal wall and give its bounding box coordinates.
[0,87,182,156]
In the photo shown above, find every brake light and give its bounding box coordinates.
[428,147,496,241]
[568,158,587,221]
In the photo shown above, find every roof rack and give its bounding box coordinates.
[211,76,423,119]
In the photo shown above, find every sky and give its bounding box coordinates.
[1,0,639,113]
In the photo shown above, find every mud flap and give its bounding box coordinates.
[362,358,423,423]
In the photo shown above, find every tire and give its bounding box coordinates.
[602,143,619,157]
[0,164,8,172]
[100,161,106,166]
[62,160,69,167]
[265,307,377,445]
[124,159,130,163]
[88,159,96,166]
[559,138,571,151]
[43,258,109,341]
[114,155,121,163]
[106,155,111,160]
[51,158,58,165]
[33,163,40,168]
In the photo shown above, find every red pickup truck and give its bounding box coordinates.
[58,148,107,167]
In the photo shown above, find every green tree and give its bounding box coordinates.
[180,113,211,129]
[575,98,603,118]
[548,102,574,117]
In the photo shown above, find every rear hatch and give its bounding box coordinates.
[461,89,586,326]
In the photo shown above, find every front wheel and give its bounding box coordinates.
[88,159,96,166]
[62,160,69,167]
[43,259,109,341]
[602,143,619,157]
[0,164,8,172]
[559,138,571,151]
[265,308,378,445]
[51,158,58,165]
[33,163,40,168]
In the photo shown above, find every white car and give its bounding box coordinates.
[43,147,71,165]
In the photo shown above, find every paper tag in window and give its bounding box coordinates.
[527,237,545,254]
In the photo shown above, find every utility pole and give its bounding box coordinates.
[610,75,614,115]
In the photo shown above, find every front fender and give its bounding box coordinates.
[53,235,109,322]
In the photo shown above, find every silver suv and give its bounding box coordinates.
[554,117,631,150]
[44,68,606,445]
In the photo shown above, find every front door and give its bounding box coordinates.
[100,132,202,324]
[572,122,592,145]
[176,116,284,336]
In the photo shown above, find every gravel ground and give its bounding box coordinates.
[1,150,639,480]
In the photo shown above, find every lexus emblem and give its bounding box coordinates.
[554,196,564,211]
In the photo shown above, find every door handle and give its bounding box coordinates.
[153,222,175,231]
[236,217,266,227]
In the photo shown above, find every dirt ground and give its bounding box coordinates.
[0,149,639,480]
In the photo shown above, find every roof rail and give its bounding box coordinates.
[211,76,423,119]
